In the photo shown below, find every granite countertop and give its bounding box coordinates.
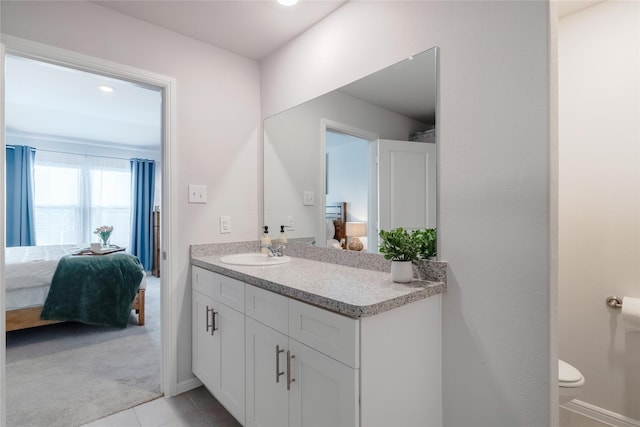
[191,254,446,318]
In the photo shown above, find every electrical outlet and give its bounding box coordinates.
[287,215,295,230]
[303,191,315,206]
[188,184,207,204]
[220,216,231,234]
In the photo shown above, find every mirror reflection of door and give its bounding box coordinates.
[325,129,369,249]
[326,130,436,253]
[373,139,437,252]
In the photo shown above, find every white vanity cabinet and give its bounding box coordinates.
[192,263,443,427]
[191,266,246,424]
[245,285,358,427]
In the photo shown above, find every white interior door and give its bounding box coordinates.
[376,139,436,247]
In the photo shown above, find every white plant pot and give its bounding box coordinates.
[391,261,414,283]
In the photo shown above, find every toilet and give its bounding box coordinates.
[559,359,585,404]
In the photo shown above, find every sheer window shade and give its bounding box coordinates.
[34,151,131,247]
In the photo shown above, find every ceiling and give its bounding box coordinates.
[5,0,602,149]
[95,0,599,59]
[94,0,347,61]
[5,55,163,148]
[558,0,602,18]
[5,0,347,148]
[94,0,601,60]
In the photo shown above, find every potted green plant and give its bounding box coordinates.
[379,227,419,283]
[413,228,436,259]
[412,228,437,280]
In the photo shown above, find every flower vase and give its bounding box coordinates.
[100,235,111,249]
[94,226,114,250]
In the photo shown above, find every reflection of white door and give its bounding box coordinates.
[374,139,436,249]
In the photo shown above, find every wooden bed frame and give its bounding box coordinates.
[6,281,146,332]
[326,202,348,249]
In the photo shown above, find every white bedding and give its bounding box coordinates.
[5,245,147,311]
[5,245,80,291]
[5,285,51,310]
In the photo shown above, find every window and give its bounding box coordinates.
[34,151,131,247]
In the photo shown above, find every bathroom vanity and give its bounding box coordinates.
[191,246,445,427]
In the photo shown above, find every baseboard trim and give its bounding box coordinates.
[175,377,203,395]
[563,400,640,427]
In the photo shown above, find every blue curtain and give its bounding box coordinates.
[130,158,156,270]
[6,145,36,247]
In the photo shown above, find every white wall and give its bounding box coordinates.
[559,1,640,420]
[262,2,553,426]
[1,0,261,391]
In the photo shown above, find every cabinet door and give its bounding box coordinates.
[288,339,359,427]
[192,289,217,392]
[246,317,289,427]
[215,273,245,313]
[216,302,245,425]
[289,299,359,368]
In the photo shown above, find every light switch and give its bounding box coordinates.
[303,191,315,206]
[188,184,207,204]
[220,216,231,234]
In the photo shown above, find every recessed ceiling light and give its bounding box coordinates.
[98,85,115,93]
[277,0,298,6]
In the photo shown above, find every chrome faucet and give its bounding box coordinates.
[260,242,285,257]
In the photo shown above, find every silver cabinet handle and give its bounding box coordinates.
[286,350,296,390]
[212,310,218,335]
[205,305,212,333]
[276,345,285,383]
[205,305,216,335]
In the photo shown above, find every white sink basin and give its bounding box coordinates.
[220,253,291,266]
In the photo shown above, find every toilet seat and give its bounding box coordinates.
[559,359,585,388]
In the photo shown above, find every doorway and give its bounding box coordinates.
[325,129,369,249]
[1,37,175,425]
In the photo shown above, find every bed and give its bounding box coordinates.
[5,245,147,331]
[325,202,347,249]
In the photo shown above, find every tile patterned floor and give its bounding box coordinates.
[82,386,240,427]
[86,390,616,427]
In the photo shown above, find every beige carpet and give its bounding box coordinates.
[6,275,162,427]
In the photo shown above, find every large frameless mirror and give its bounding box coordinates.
[264,47,438,255]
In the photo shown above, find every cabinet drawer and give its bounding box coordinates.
[289,299,359,369]
[192,266,218,298]
[245,285,288,335]
[215,274,245,313]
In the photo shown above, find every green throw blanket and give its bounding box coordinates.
[41,253,144,328]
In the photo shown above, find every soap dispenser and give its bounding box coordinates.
[278,225,288,247]
[260,226,271,254]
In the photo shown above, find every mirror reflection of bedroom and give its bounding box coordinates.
[4,55,163,425]
[325,129,369,251]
